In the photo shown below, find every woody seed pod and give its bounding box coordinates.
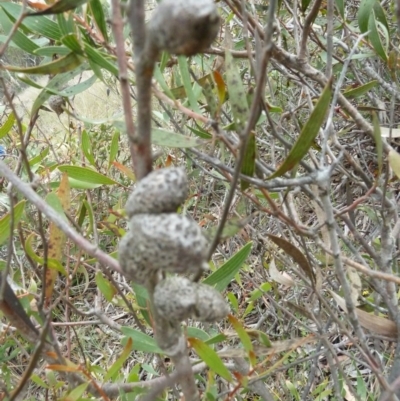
[125,167,188,217]
[147,0,220,56]
[154,276,229,323]
[119,214,208,284]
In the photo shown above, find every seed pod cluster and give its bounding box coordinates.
[147,0,220,56]
[119,167,208,284]
[118,167,229,323]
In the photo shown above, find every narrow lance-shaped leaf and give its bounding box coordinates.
[178,56,201,114]
[28,0,88,15]
[84,43,119,76]
[358,0,389,34]
[95,272,117,303]
[104,338,132,381]
[368,9,388,62]
[121,327,162,353]
[228,315,257,366]
[188,338,233,382]
[89,0,109,42]
[343,80,378,99]
[57,165,119,185]
[240,131,256,190]
[152,129,203,148]
[267,234,315,284]
[203,242,252,291]
[225,30,249,134]
[4,53,82,75]
[1,2,62,40]
[108,131,120,169]
[81,130,96,167]
[268,79,332,179]
[0,9,39,54]
[0,201,26,246]
[0,112,15,139]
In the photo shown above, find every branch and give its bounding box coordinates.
[0,161,121,274]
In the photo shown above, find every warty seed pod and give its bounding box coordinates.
[125,167,188,217]
[147,0,220,56]
[48,95,66,116]
[119,214,208,283]
[154,276,229,323]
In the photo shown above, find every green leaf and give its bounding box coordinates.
[121,327,162,353]
[240,132,256,190]
[95,272,117,302]
[67,178,102,189]
[186,327,211,342]
[335,0,344,19]
[108,131,119,169]
[84,43,119,76]
[188,338,233,382]
[1,2,61,40]
[187,125,212,140]
[205,218,248,242]
[57,11,74,35]
[368,10,388,62]
[34,46,71,57]
[0,201,25,246]
[81,130,96,167]
[178,56,202,114]
[202,79,218,118]
[62,34,84,55]
[65,383,88,401]
[248,282,272,302]
[154,64,175,99]
[268,80,332,179]
[4,53,82,75]
[203,242,252,291]
[58,165,119,185]
[152,129,203,148]
[29,0,88,15]
[0,112,15,139]
[343,80,378,99]
[228,315,253,353]
[301,0,312,12]
[205,333,227,346]
[358,0,376,33]
[358,0,389,34]
[132,283,151,325]
[225,33,249,134]
[104,338,132,381]
[29,148,50,166]
[45,192,67,221]
[89,0,109,42]
[0,9,39,54]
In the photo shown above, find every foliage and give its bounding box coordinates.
[0,0,400,400]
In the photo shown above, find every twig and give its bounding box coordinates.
[207,0,278,259]
[0,161,121,274]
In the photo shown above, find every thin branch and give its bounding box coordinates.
[0,161,121,274]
